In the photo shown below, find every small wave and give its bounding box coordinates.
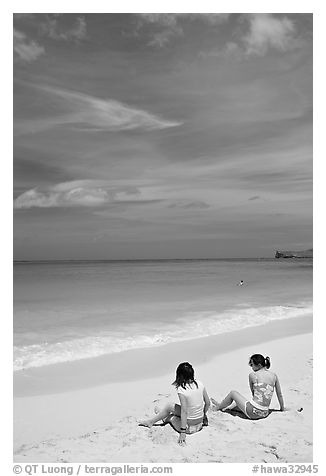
[13,301,312,371]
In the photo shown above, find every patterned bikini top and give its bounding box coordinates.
[252,374,276,408]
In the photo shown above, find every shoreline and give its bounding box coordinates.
[14,313,312,398]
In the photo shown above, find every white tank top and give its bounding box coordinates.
[177,380,205,420]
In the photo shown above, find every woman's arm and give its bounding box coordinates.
[178,394,188,445]
[203,387,210,425]
[203,387,210,415]
[275,374,285,411]
[249,372,255,397]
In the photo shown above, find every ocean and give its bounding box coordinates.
[13,259,313,371]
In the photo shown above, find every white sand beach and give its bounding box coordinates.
[12,8,314,467]
[14,315,312,463]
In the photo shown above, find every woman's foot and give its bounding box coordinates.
[211,398,222,411]
[138,419,154,428]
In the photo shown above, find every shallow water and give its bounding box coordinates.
[13,259,312,370]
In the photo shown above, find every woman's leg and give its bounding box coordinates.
[139,403,180,428]
[212,391,247,415]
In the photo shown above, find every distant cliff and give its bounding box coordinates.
[275,249,313,259]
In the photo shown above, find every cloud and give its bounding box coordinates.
[248,196,260,201]
[167,200,210,209]
[14,84,183,135]
[14,181,111,209]
[13,15,87,65]
[201,14,303,59]
[14,14,87,44]
[13,180,166,209]
[136,14,183,47]
[149,27,183,48]
[39,15,87,43]
[242,14,298,56]
[136,13,230,47]
[13,29,45,62]
[14,179,213,211]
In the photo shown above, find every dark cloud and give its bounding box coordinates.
[248,196,260,201]
[13,157,74,198]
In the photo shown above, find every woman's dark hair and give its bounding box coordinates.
[249,354,271,369]
[172,362,198,389]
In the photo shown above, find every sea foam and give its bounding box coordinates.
[13,301,312,371]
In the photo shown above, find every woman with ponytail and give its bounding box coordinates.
[211,354,284,420]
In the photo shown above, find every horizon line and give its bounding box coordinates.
[13,256,314,263]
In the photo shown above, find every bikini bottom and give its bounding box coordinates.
[244,401,269,420]
[169,415,204,434]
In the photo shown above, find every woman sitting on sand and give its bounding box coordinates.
[211,354,284,420]
[139,362,210,445]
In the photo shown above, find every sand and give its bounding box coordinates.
[14,316,313,463]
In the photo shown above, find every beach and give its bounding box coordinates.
[13,259,313,463]
[13,10,313,467]
[14,314,312,463]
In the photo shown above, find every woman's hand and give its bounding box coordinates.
[178,433,186,446]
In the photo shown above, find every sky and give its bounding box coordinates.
[13,13,313,260]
